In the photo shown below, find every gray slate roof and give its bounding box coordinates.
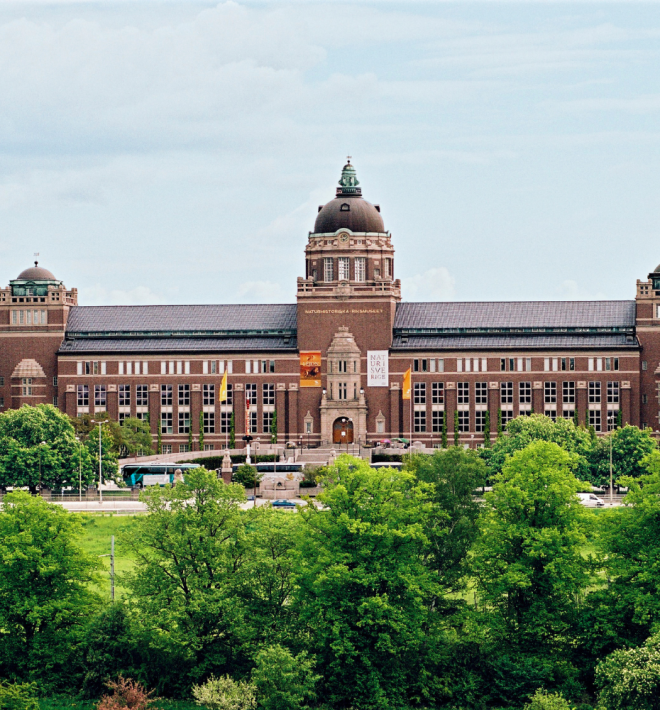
[65,304,297,334]
[394,301,636,330]
[58,337,297,354]
[391,334,638,351]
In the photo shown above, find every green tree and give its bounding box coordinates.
[295,455,438,708]
[454,409,459,446]
[229,412,236,449]
[0,404,95,490]
[0,681,39,710]
[484,409,491,447]
[573,409,579,428]
[124,469,250,683]
[251,645,319,710]
[406,447,486,593]
[0,492,101,682]
[118,417,153,458]
[233,464,261,489]
[86,425,120,484]
[472,441,591,654]
[588,425,657,488]
[497,408,503,438]
[524,688,573,710]
[595,633,660,710]
[486,414,592,481]
[270,411,277,445]
[441,410,448,448]
[193,676,256,710]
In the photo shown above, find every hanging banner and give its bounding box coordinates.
[300,351,322,387]
[402,368,412,400]
[367,351,389,387]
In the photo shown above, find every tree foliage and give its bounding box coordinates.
[587,425,657,487]
[251,645,319,710]
[193,676,256,710]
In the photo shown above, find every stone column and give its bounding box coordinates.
[488,382,499,439]
[107,384,118,421]
[446,382,456,440]
[234,384,245,438]
[533,381,544,416]
[276,384,287,441]
[191,384,202,449]
[149,385,159,437]
[577,381,588,426]
[65,385,76,417]
[389,383,400,437]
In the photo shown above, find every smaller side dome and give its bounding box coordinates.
[17,261,56,281]
[653,263,660,274]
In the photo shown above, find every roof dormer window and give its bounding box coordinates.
[340,203,350,211]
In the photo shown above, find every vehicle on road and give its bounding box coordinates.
[272,499,296,508]
[578,492,605,507]
[370,461,403,469]
[121,463,200,488]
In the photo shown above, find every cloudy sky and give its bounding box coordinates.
[1,1,660,306]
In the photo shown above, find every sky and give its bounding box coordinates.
[1,1,660,306]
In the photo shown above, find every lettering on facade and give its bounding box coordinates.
[304,309,383,314]
[367,350,389,387]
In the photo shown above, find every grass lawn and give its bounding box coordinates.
[77,514,140,599]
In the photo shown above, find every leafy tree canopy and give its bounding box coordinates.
[0,404,95,490]
[587,425,657,487]
[233,464,262,489]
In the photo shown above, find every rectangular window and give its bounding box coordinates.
[519,382,532,404]
[562,409,574,420]
[643,361,648,371]
[607,381,620,404]
[21,378,33,396]
[203,384,215,406]
[178,384,190,406]
[245,360,251,374]
[221,411,231,434]
[263,410,274,433]
[605,357,619,371]
[161,361,166,375]
[179,444,190,453]
[457,382,470,405]
[589,381,601,404]
[552,358,559,372]
[475,382,488,404]
[354,257,366,282]
[203,412,215,434]
[500,382,513,404]
[414,382,426,405]
[162,444,172,455]
[475,411,486,432]
[94,385,106,407]
[438,358,445,372]
[246,383,257,406]
[413,359,428,372]
[0,377,4,387]
[431,410,444,433]
[250,410,258,434]
[561,357,575,371]
[500,358,506,372]
[178,412,190,434]
[544,358,550,372]
[225,383,233,405]
[324,258,334,282]
[563,381,575,404]
[458,411,469,433]
[161,411,173,434]
[53,376,57,387]
[136,385,149,407]
[77,384,89,407]
[263,383,275,405]
[589,409,602,432]
[119,384,131,407]
[432,382,444,404]
[501,410,515,427]
[597,358,603,371]
[457,358,463,372]
[526,358,532,372]
[337,382,348,400]
[544,382,557,404]
[414,409,427,433]
[161,384,173,406]
[261,360,275,374]
[338,257,349,280]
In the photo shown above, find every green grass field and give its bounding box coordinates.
[78,514,140,599]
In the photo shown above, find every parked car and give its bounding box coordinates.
[272,499,296,508]
[578,492,605,507]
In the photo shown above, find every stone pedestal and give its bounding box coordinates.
[220,450,233,484]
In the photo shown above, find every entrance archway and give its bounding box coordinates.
[333,417,354,444]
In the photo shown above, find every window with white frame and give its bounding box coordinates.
[414,382,426,404]
[432,410,444,433]
[413,359,428,372]
[179,384,190,406]
[94,385,106,407]
[563,381,575,404]
[414,409,426,433]
[589,381,601,404]
[589,410,601,432]
[178,412,190,434]
[500,382,513,404]
[136,385,148,407]
[544,382,557,404]
[561,357,575,371]
[263,383,275,405]
[21,378,33,396]
[203,412,215,434]
[354,257,366,282]
[432,382,444,404]
[338,257,350,280]
[161,411,173,434]
[203,384,215,406]
[246,383,257,406]
[262,411,273,433]
[475,382,488,405]
[221,411,231,434]
[605,357,619,371]
[607,381,619,403]
[161,384,173,406]
[475,411,486,432]
[501,410,515,427]
[324,258,334,282]
[519,382,532,404]
[458,411,470,432]
[119,384,130,407]
[457,382,469,404]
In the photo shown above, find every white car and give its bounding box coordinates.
[578,492,605,507]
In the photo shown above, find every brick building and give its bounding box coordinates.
[1,159,659,451]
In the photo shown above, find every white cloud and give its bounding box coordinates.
[556,280,609,301]
[80,284,166,305]
[401,267,455,302]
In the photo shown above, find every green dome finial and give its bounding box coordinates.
[338,157,360,195]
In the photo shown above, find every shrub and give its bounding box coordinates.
[251,645,319,710]
[97,677,157,710]
[0,681,39,710]
[524,689,574,710]
[192,676,256,710]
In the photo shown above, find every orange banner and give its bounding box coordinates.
[402,367,411,400]
[300,351,322,387]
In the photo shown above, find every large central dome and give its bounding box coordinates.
[313,160,385,234]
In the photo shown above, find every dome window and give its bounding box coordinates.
[340,203,350,212]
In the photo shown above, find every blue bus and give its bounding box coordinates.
[229,462,305,475]
[122,463,201,488]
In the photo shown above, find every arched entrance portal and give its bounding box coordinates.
[333,417,354,444]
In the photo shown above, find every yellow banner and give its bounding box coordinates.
[300,351,322,387]
[219,371,228,402]
[402,368,411,400]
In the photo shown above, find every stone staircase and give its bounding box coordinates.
[296,443,365,467]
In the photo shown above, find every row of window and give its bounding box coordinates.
[412,381,621,405]
[412,408,619,434]
[159,410,274,435]
[412,356,621,373]
[77,360,277,376]
[11,309,48,325]
[322,257,367,282]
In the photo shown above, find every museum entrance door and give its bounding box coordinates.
[333,417,354,444]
